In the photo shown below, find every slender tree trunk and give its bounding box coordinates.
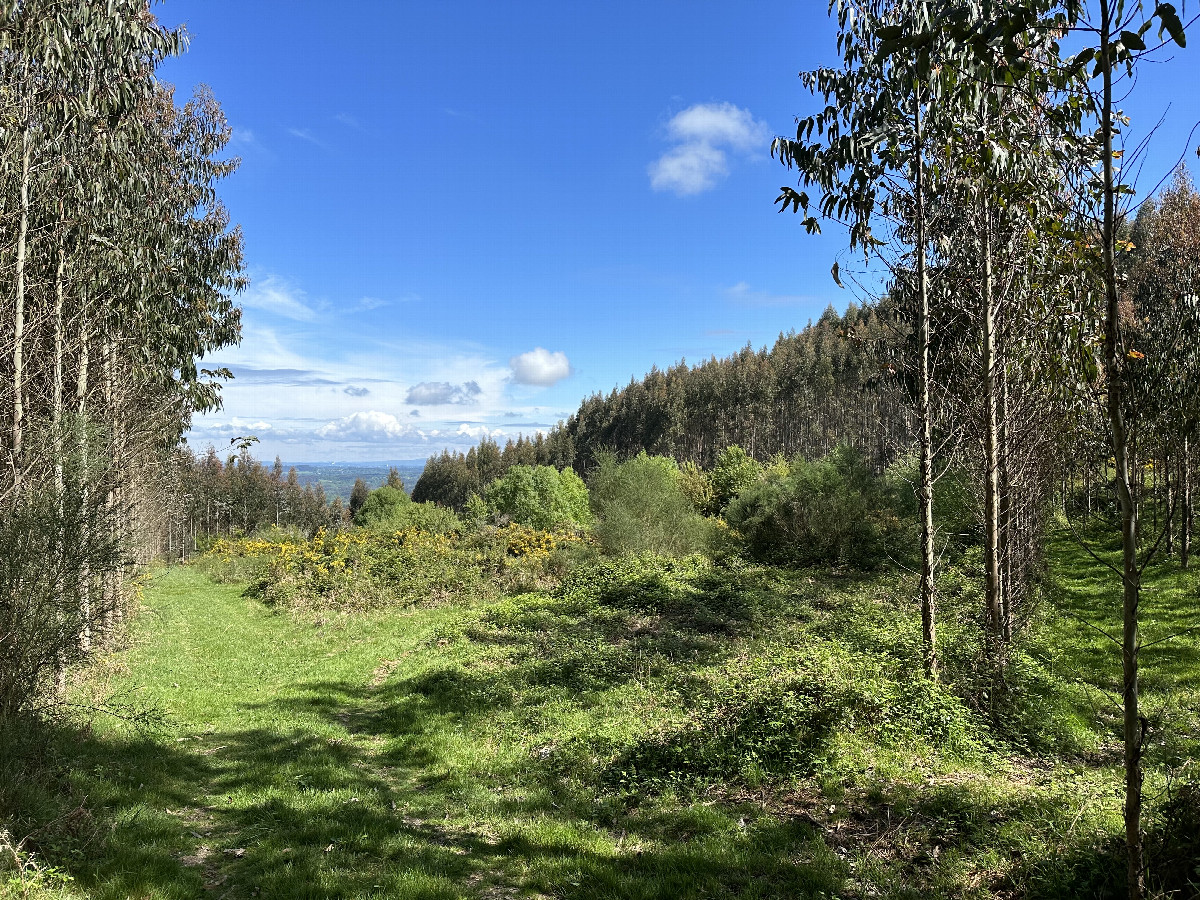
[1165,452,1173,557]
[1182,436,1191,569]
[1100,15,1144,898]
[982,197,1004,646]
[53,234,67,691]
[999,365,1014,641]
[914,89,938,679]
[12,124,31,491]
[54,236,65,493]
[77,309,92,655]
[102,339,116,639]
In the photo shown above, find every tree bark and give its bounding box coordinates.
[982,196,1004,646]
[12,124,31,491]
[1100,12,1144,897]
[915,89,938,679]
[1182,436,1191,569]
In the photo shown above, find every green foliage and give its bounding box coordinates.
[726,446,906,568]
[353,485,411,527]
[709,445,763,513]
[588,452,711,557]
[675,460,714,512]
[884,451,980,553]
[481,464,592,531]
[0,486,123,720]
[348,478,371,517]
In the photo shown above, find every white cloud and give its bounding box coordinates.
[455,423,507,441]
[334,113,361,129]
[667,102,768,151]
[316,411,414,442]
[353,297,389,312]
[649,102,769,196]
[649,143,728,196]
[406,381,482,405]
[240,275,317,321]
[509,348,572,386]
[229,127,263,151]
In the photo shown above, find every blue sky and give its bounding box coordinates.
[158,1,1200,462]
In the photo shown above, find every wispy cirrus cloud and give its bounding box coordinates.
[240,274,318,321]
[288,127,325,148]
[649,102,769,196]
[725,281,821,307]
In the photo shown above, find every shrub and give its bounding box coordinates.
[356,486,461,534]
[482,465,591,531]
[725,445,905,568]
[354,485,410,526]
[885,451,978,551]
[676,461,714,512]
[588,452,711,557]
[709,445,764,513]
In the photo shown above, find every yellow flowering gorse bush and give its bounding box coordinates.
[197,523,585,610]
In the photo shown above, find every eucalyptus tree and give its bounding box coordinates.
[913,1,1193,893]
[0,0,244,715]
[773,0,957,676]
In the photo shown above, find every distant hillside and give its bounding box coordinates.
[288,462,426,502]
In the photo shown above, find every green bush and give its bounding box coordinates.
[482,465,591,531]
[885,451,978,551]
[356,486,461,534]
[709,445,764,513]
[588,452,711,557]
[676,460,714,512]
[725,445,905,568]
[354,485,410,527]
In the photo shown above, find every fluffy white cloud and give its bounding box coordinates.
[649,142,728,196]
[649,102,769,196]
[667,102,768,151]
[509,348,572,386]
[316,411,414,442]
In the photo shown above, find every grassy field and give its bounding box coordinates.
[2,530,1198,899]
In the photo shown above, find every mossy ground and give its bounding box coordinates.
[2,529,1198,899]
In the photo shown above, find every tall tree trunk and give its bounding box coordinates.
[1100,14,1144,898]
[982,196,1004,646]
[76,310,92,655]
[1165,452,1173,557]
[102,339,116,640]
[999,364,1014,641]
[12,124,31,491]
[53,233,67,690]
[1182,436,1191,569]
[915,89,938,679]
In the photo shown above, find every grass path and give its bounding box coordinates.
[6,539,1198,899]
[14,567,842,900]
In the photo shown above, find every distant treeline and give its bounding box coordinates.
[413,302,912,508]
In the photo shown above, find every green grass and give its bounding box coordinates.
[3,534,1198,899]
